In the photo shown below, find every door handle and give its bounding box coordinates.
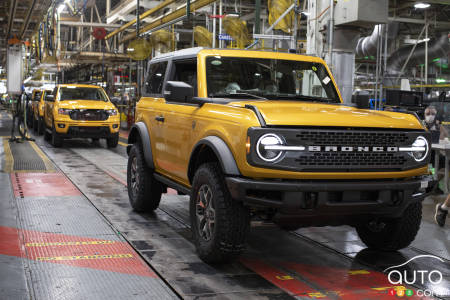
[155,115,165,122]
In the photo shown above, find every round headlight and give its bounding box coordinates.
[411,136,428,162]
[256,133,284,162]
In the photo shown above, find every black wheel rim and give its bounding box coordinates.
[130,156,139,198]
[196,184,215,241]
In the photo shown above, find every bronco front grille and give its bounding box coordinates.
[247,128,430,172]
[295,131,409,146]
[69,109,108,121]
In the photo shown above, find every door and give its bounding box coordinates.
[44,87,57,128]
[156,59,198,184]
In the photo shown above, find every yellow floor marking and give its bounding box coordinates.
[118,141,128,147]
[348,270,370,275]
[307,292,327,298]
[29,141,55,172]
[26,241,116,247]
[37,253,133,261]
[372,286,406,291]
[275,275,294,280]
[2,138,14,173]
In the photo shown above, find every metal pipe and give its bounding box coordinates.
[328,0,334,71]
[19,0,37,39]
[394,24,426,84]
[212,2,216,48]
[60,21,121,28]
[7,0,18,39]
[106,0,110,17]
[265,3,295,34]
[105,0,177,40]
[121,0,216,44]
[219,0,223,48]
[137,0,140,37]
[424,12,428,87]
[255,0,261,34]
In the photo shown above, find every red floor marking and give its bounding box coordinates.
[0,227,22,257]
[285,263,432,300]
[11,173,81,197]
[241,258,318,298]
[102,168,128,186]
[0,226,156,278]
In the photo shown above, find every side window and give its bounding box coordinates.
[171,59,197,97]
[34,91,42,101]
[145,62,168,95]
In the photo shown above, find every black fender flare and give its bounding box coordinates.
[127,122,154,169]
[188,136,240,182]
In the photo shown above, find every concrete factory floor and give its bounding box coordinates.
[0,109,449,300]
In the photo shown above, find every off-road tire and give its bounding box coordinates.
[33,118,38,133]
[356,202,422,251]
[107,133,119,148]
[190,162,250,263]
[51,125,63,147]
[127,143,162,212]
[37,117,44,135]
[44,127,51,141]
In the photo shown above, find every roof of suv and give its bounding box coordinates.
[151,47,324,64]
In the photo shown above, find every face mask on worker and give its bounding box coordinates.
[425,114,436,124]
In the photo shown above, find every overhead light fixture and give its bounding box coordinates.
[226,13,239,17]
[414,3,430,9]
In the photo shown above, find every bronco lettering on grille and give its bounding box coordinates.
[308,146,399,152]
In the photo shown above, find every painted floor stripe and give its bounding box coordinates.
[241,258,318,298]
[0,226,156,278]
[284,262,432,300]
[37,254,133,261]
[26,240,116,247]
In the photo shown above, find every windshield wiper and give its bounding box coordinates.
[210,92,268,100]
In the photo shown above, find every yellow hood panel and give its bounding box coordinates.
[58,100,115,110]
[230,101,424,129]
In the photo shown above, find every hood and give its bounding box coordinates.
[58,100,115,110]
[229,101,424,130]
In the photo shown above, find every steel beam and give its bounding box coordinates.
[60,21,122,28]
[121,0,216,44]
[7,0,18,39]
[388,17,450,27]
[20,0,37,39]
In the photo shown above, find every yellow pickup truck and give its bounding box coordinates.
[127,48,434,263]
[43,84,120,148]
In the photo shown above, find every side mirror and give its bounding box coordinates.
[164,81,193,103]
[46,95,54,102]
[110,97,120,107]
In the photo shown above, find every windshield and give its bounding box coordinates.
[59,87,108,102]
[205,56,340,103]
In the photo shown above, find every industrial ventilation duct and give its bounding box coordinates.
[355,23,399,57]
[386,34,449,74]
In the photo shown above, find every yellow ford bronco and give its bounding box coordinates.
[43,84,120,148]
[127,48,434,263]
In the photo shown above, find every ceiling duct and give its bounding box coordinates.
[386,33,450,74]
[355,23,399,57]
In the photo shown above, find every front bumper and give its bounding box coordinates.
[226,176,435,225]
[54,118,120,138]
